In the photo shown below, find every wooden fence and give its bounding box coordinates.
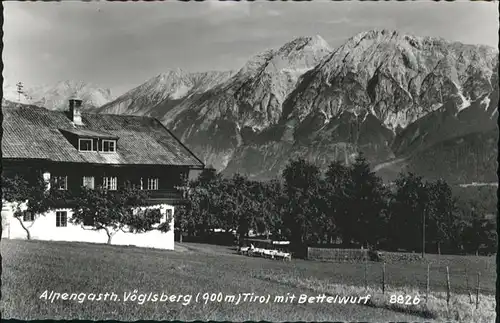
[307,247,368,262]
[305,247,494,307]
[306,247,423,263]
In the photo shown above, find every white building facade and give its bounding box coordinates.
[2,202,175,250]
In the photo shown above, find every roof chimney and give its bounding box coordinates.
[68,95,83,125]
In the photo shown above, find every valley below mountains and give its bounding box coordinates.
[3,30,498,184]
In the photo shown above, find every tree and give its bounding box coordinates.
[221,174,259,243]
[426,179,459,254]
[175,187,204,238]
[388,172,429,252]
[345,154,388,248]
[1,174,62,240]
[460,200,497,255]
[324,161,351,244]
[256,179,285,240]
[71,186,163,244]
[123,208,170,233]
[281,158,325,249]
[174,173,191,243]
[196,167,220,186]
[182,171,224,237]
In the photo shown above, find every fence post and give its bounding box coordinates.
[476,272,480,309]
[446,266,451,306]
[382,262,386,294]
[465,267,473,304]
[426,263,430,303]
[364,256,368,290]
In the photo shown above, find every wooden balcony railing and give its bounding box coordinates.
[49,188,187,208]
[145,189,186,205]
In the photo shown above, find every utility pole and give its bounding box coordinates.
[422,205,426,258]
[16,82,24,103]
[422,183,427,259]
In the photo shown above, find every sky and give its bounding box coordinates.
[3,1,499,96]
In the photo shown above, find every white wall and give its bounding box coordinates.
[1,202,175,250]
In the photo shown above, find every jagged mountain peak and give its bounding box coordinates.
[238,35,332,76]
[277,34,332,54]
[123,69,234,98]
[98,69,235,117]
[348,29,448,44]
[282,29,498,131]
[340,29,498,57]
[53,80,113,99]
[54,79,94,88]
[156,35,335,170]
[143,70,188,86]
[155,68,187,79]
[99,35,332,121]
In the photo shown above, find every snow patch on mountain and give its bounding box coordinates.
[362,111,370,123]
[281,67,314,82]
[384,110,410,131]
[481,95,491,111]
[491,107,498,119]
[454,83,471,114]
[170,84,191,100]
[319,110,331,124]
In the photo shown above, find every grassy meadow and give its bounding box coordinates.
[1,239,495,322]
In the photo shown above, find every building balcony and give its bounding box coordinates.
[48,188,187,209]
[145,189,186,205]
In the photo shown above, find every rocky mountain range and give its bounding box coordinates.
[2,80,115,110]
[3,30,498,184]
[97,69,235,118]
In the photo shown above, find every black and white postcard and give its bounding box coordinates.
[1,1,498,322]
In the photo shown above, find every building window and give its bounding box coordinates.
[78,138,93,152]
[53,176,68,190]
[56,211,68,227]
[23,211,35,222]
[93,139,99,151]
[82,176,95,189]
[147,178,159,190]
[103,176,117,190]
[101,140,116,153]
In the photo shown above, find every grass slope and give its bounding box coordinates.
[2,240,420,321]
[1,240,495,321]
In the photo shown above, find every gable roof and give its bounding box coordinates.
[2,104,205,167]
